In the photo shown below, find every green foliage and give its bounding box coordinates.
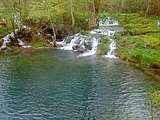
[0,3,4,17]
[146,88,160,120]
[0,27,8,36]
[97,36,110,55]
[31,36,49,48]
[100,0,160,16]
[79,29,89,35]
[110,13,160,32]
[116,34,160,68]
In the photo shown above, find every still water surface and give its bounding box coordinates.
[0,50,159,120]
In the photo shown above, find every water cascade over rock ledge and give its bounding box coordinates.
[57,17,123,58]
[0,12,32,50]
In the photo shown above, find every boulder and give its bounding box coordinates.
[72,44,80,51]
[84,41,93,50]
[77,46,85,52]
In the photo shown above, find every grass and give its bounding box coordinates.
[146,88,160,120]
[96,36,110,55]
[98,13,160,69]
[31,40,49,48]
[30,36,49,48]
[115,34,160,68]
[110,13,160,35]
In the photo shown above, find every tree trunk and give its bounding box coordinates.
[45,0,57,47]
[45,0,56,39]
[156,0,160,15]
[58,0,64,27]
[87,0,100,30]
[11,19,18,46]
[121,0,125,12]
[145,0,151,16]
[70,0,75,28]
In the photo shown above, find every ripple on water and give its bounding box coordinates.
[0,51,159,120]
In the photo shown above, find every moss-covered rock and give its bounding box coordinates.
[97,36,110,55]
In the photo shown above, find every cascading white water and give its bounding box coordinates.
[105,39,117,59]
[60,34,84,50]
[57,33,99,57]
[97,18,119,59]
[90,28,116,36]
[99,17,119,26]
[78,37,98,57]
[0,32,14,49]
[57,17,120,57]
[0,28,31,50]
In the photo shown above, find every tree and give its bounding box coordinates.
[1,0,20,44]
[45,0,57,47]
[70,0,75,28]
[87,0,101,30]
[145,0,160,16]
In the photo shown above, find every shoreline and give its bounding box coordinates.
[0,46,160,82]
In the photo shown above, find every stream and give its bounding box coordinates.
[0,50,160,120]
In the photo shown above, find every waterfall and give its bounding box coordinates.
[0,33,14,49]
[0,28,31,50]
[99,17,119,27]
[57,32,99,57]
[60,34,84,51]
[78,37,98,57]
[105,39,117,59]
[57,17,120,58]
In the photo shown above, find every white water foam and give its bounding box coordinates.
[105,39,117,59]
[99,17,119,26]
[78,37,98,57]
[0,32,14,49]
[60,34,83,50]
[90,29,116,36]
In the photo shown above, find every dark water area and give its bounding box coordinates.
[0,50,159,120]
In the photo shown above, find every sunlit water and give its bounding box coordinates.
[0,50,159,120]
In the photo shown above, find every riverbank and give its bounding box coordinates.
[111,13,160,68]
[97,13,160,81]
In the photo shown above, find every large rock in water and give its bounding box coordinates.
[72,44,86,52]
[72,44,79,51]
[84,41,92,50]
[78,46,85,52]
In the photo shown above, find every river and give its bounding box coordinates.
[0,50,159,120]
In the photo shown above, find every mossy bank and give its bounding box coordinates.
[105,13,160,80]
